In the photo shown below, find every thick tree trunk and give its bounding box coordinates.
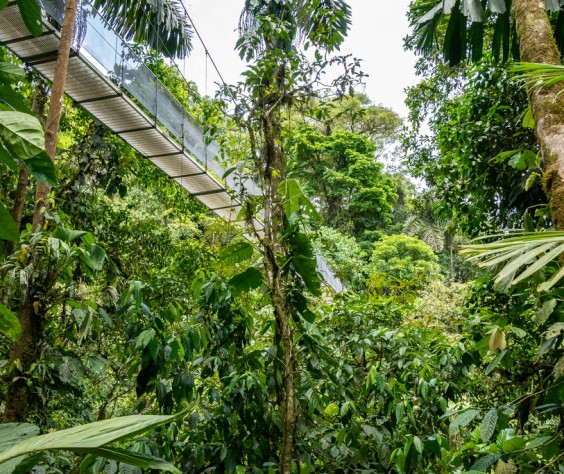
[514,0,564,230]
[3,299,43,422]
[3,1,78,422]
[32,0,78,230]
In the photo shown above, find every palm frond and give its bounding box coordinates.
[93,0,193,59]
[404,215,445,252]
[511,62,564,89]
[460,231,564,291]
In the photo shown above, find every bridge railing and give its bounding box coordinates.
[36,0,344,293]
[41,0,259,198]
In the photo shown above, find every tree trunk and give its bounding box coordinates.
[32,0,78,230]
[258,74,296,473]
[3,299,43,422]
[3,1,78,422]
[514,0,564,230]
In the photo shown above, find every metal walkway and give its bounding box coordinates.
[0,0,345,293]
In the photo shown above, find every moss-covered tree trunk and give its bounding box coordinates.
[259,81,297,474]
[514,0,564,230]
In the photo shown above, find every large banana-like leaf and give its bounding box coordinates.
[460,231,564,292]
[0,415,181,473]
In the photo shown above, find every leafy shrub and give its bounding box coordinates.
[367,234,440,298]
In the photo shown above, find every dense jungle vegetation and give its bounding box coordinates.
[0,0,563,472]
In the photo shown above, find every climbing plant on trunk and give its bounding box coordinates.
[230,1,353,471]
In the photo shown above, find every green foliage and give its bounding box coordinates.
[312,226,368,290]
[0,60,56,241]
[410,280,468,332]
[0,203,18,241]
[11,0,42,36]
[368,234,440,297]
[289,127,398,240]
[278,178,320,221]
[2,3,562,473]
[403,59,543,235]
[0,302,20,340]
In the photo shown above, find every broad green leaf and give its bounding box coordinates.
[15,0,42,36]
[2,452,42,474]
[0,302,21,340]
[218,242,253,265]
[53,227,88,243]
[134,329,155,351]
[449,408,479,437]
[78,447,179,473]
[87,244,106,272]
[229,267,263,295]
[413,435,424,454]
[0,415,177,464]
[0,111,44,159]
[0,86,32,114]
[278,179,320,221]
[324,403,339,417]
[292,256,321,296]
[130,281,143,305]
[287,231,321,296]
[0,63,25,85]
[0,424,39,451]
[469,454,500,472]
[0,0,9,12]
[522,107,535,129]
[480,408,497,442]
[525,436,552,450]
[502,435,526,452]
[485,350,507,375]
[25,152,57,185]
[0,203,18,241]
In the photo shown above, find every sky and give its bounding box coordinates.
[179,1,421,118]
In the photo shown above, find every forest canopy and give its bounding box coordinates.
[0,1,563,473]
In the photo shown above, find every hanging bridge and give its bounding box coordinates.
[0,0,345,292]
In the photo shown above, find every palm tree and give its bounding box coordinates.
[2,0,193,422]
[404,214,462,280]
[409,0,564,232]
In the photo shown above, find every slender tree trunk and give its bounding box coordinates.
[3,1,78,423]
[514,0,564,230]
[259,77,296,474]
[32,0,78,230]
